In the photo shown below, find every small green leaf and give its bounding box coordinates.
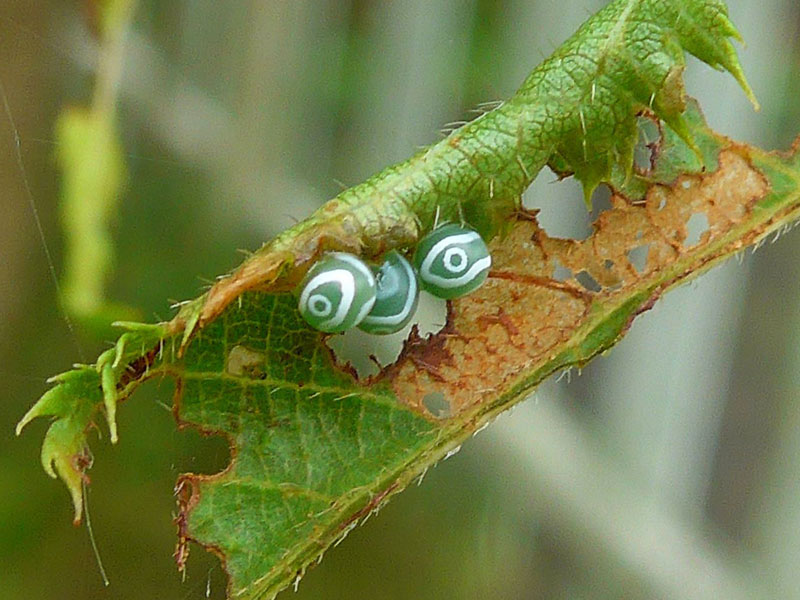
[17,368,101,523]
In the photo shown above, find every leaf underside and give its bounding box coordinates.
[17,1,800,599]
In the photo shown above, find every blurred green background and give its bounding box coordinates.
[3,1,800,598]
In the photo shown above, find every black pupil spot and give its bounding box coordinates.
[313,298,328,312]
[449,253,463,267]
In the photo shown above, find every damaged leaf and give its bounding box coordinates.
[17,1,800,599]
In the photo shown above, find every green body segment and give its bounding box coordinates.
[359,251,420,335]
[297,253,376,332]
[413,224,491,299]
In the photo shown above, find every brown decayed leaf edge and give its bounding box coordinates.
[387,147,769,419]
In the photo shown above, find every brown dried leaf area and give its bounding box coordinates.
[389,149,768,419]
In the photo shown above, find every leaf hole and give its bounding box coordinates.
[627,244,650,274]
[574,270,602,292]
[136,379,231,476]
[685,212,710,247]
[552,258,573,282]
[326,291,447,379]
[523,167,592,240]
[634,115,662,172]
[588,188,613,221]
[422,391,451,419]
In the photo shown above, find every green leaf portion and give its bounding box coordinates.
[177,294,436,590]
[526,0,756,201]
[616,98,723,198]
[752,148,800,212]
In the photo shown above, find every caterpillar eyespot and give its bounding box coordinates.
[413,223,491,299]
[358,250,420,335]
[297,252,376,333]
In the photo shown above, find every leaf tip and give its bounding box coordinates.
[177,298,204,354]
[100,363,119,444]
[40,426,88,524]
[16,380,67,436]
[717,14,760,111]
[742,80,760,112]
[16,407,36,437]
[582,184,596,210]
[727,59,760,112]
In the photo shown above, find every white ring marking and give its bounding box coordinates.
[308,294,332,317]
[420,232,490,289]
[299,269,355,329]
[443,247,468,273]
